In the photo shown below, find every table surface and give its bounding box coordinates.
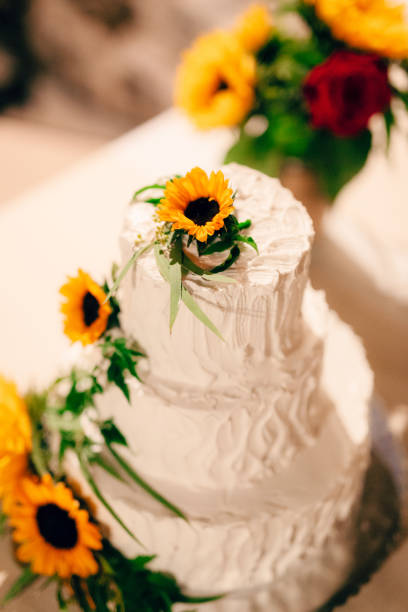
[0,109,407,611]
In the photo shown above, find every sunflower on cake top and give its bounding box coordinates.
[0,164,373,611]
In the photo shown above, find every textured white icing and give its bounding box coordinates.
[119,164,326,468]
[68,298,371,599]
[64,164,372,610]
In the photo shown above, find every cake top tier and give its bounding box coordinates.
[121,163,314,288]
[119,163,318,394]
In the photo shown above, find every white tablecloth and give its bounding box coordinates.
[0,108,407,611]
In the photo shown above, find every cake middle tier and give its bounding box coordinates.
[94,287,357,490]
[98,284,329,485]
[119,163,315,393]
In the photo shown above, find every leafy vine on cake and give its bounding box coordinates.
[0,260,222,610]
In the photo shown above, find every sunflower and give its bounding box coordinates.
[8,474,102,578]
[175,31,256,129]
[157,167,234,242]
[233,4,272,53]
[0,376,31,500]
[309,0,408,59]
[60,270,112,346]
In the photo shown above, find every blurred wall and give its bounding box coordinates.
[20,0,249,125]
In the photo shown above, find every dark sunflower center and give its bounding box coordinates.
[217,79,229,92]
[82,291,100,326]
[36,503,78,549]
[184,197,220,226]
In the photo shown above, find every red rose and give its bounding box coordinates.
[303,50,391,137]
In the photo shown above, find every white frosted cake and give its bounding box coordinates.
[69,164,373,611]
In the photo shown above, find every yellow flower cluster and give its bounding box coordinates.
[0,376,102,579]
[0,375,31,502]
[175,4,272,129]
[309,0,408,59]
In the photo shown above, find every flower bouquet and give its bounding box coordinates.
[175,1,408,225]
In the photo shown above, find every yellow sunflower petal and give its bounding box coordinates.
[0,376,31,499]
[233,3,272,52]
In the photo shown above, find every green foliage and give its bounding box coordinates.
[103,284,121,331]
[100,419,128,447]
[168,238,183,331]
[133,184,166,201]
[102,335,144,401]
[225,129,283,176]
[78,453,142,546]
[64,372,103,416]
[292,2,345,57]
[154,244,224,340]
[105,443,188,521]
[0,510,7,536]
[94,542,223,612]
[106,242,154,301]
[227,119,372,202]
[153,210,258,335]
[1,567,39,605]
[306,128,372,200]
[383,107,395,150]
[25,392,50,477]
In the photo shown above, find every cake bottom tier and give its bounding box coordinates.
[175,503,358,612]
[66,303,372,609]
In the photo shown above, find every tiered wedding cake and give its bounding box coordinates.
[71,164,373,611]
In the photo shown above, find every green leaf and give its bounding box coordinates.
[384,107,395,151]
[132,184,166,200]
[130,555,156,571]
[107,354,130,401]
[395,89,408,111]
[103,280,121,330]
[235,234,259,253]
[78,454,143,547]
[70,577,94,612]
[224,129,283,177]
[210,245,241,274]
[25,393,49,477]
[91,454,127,483]
[181,286,224,341]
[145,197,163,205]
[180,253,206,276]
[306,128,372,201]
[100,419,128,447]
[201,238,233,255]
[154,244,171,282]
[168,238,182,331]
[0,511,7,536]
[106,241,154,300]
[1,567,39,605]
[56,584,69,610]
[100,541,223,611]
[107,444,188,522]
[237,219,251,231]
